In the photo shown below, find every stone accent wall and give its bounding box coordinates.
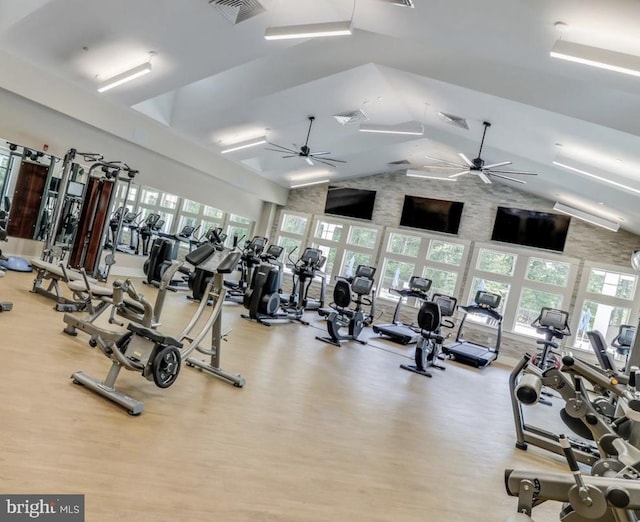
[272,171,640,359]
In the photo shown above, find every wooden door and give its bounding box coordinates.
[6,162,48,238]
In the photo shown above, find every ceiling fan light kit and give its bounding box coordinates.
[358,121,424,136]
[220,136,267,153]
[264,20,352,40]
[550,40,640,77]
[553,202,620,232]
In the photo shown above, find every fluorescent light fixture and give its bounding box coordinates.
[550,40,640,78]
[406,170,456,181]
[553,202,620,232]
[97,62,152,93]
[290,179,330,189]
[265,20,352,41]
[359,122,424,136]
[552,158,640,196]
[220,136,267,154]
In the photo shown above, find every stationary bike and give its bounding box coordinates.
[530,308,571,371]
[400,294,456,377]
[316,265,376,347]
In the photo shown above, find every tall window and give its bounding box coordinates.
[572,264,639,351]
[277,212,311,269]
[377,229,468,304]
[310,217,381,280]
[464,243,578,339]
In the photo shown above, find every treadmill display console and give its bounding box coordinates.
[409,276,432,294]
[475,290,501,309]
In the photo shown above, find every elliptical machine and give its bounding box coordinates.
[243,247,323,326]
[187,228,230,302]
[400,294,457,378]
[316,265,376,347]
[281,247,326,311]
[224,236,267,303]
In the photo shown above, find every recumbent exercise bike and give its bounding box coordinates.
[316,265,376,347]
[400,294,457,378]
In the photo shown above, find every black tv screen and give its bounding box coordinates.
[491,207,570,252]
[324,186,376,221]
[399,195,464,235]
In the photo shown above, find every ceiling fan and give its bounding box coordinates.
[423,121,538,184]
[266,116,346,168]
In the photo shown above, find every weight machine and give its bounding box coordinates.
[71,248,244,415]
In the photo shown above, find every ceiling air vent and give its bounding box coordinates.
[385,0,414,7]
[437,112,469,130]
[333,109,368,125]
[209,0,266,24]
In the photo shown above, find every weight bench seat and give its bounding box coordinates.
[31,259,97,283]
[67,280,113,297]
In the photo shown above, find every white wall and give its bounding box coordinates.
[0,49,289,222]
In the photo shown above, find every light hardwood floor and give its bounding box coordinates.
[0,270,568,521]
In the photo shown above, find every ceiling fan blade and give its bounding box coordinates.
[449,170,471,178]
[424,155,463,167]
[422,165,462,170]
[483,161,511,169]
[322,158,347,163]
[309,151,331,156]
[458,153,474,167]
[490,173,527,184]
[266,144,299,154]
[313,158,339,168]
[281,155,298,158]
[304,157,314,166]
[478,172,492,184]
[487,169,538,176]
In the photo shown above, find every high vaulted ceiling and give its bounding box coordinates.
[2,0,640,234]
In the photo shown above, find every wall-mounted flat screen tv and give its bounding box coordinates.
[399,195,464,235]
[324,186,377,221]
[491,206,571,252]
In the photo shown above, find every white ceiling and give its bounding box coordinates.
[2,0,640,234]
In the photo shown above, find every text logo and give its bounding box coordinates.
[0,495,84,521]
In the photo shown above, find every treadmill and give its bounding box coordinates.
[442,290,503,368]
[372,275,432,345]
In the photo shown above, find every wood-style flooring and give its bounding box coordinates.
[0,270,568,521]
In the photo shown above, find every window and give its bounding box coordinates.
[377,229,468,304]
[227,225,250,247]
[341,251,373,278]
[514,288,563,336]
[204,205,223,219]
[230,214,251,225]
[315,220,343,242]
[348,226,377,249]
[387,233,421,257]
[160,193,179,210]
[525,258,570,287]
[277,212,310,273]
[476,248,517,276]
[281,214,308,235]
[379,259,416,302]
[427,240,464,266]
[587,269,636,300]
[310,216,381,281]
[424,267,457,297]
[183,199,203,214]
[572,264,639,351]
[140,188,159,206]
[464,244,578,340]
